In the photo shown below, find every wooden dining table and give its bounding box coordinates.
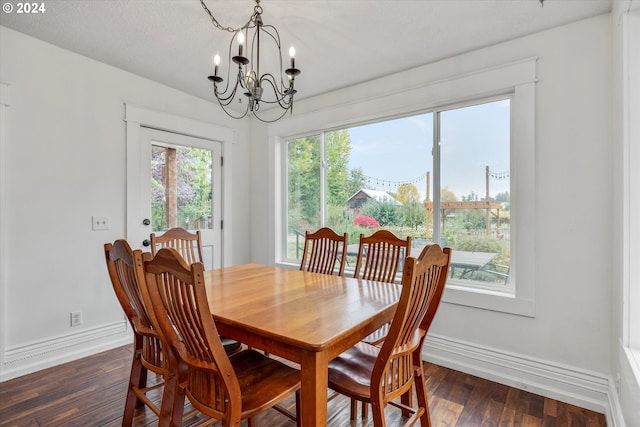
[203,263,401,426]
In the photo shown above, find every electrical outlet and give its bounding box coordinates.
[92,216,109,231]
[70,311,82,327]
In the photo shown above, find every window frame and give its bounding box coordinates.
[623,6,640,379]
[431,94,514,296]
[272,58,537,317]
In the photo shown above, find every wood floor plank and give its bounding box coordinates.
[0,346,607,427]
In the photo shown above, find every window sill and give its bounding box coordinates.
[624,346,640,386]
[442,284,535,317]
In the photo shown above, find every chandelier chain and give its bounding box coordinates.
[200,0,259,33]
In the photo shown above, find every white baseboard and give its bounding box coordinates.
[1,320,132,382]
[423,333,625,427]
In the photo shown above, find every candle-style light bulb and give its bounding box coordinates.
[213,53,220,76]
[238,32,245,57]
[289,46,296,69]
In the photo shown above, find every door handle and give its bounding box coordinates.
[142,239,151,247]
[142,218,151,226]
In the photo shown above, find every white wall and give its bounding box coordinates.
[251,13,624,420]
[0,26,251,380]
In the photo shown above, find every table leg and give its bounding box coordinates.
[299,350,328,426]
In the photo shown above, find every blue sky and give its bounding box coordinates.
[347,99,510,202]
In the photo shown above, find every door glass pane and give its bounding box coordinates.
[439,99,511,286]
[151,144,213,232]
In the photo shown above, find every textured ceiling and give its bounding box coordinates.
[0,0,612,105]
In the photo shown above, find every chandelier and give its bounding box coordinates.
[200,0,301,122]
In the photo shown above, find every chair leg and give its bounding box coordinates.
[136,364,149,408]
[401,389,413,418]
[361,401,369,418]
[370,395,387,427]
[295,390,301,427]
[414,368,432,427]
[158,371,185,427]
[123,350,144,427]
[350,398,358,420]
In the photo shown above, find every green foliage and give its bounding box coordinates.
[346,168,366,199]
[401,201,426,229]
[460,209,485,231]
[456,236,503,254]
[441,187,457,202]
[287,131,359,231]
[462,192,479,202]
[362,199,402,226]
[288,136,322,230]
[326,130,352,205]
[455,236,510,266]
[327,204,352,232]
[151,146,212,231]
[395,183,421,204]
[494,191,510,205]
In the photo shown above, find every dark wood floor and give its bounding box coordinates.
[0,345,606,427]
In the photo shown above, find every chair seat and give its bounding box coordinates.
[230,350,301,419]
[328,342,380,402]
[361,324,390,346]
[220,336,242,355]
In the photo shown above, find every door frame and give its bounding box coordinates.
[125,103,234,266]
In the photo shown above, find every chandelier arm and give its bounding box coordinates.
[258,74,295,107]
[217,99,250,120]
[215,82,241,105]
[214,40,237,96]
[260,25,290,89]
[253,104,293,123]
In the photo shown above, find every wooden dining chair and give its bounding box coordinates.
[151,227,242,355]
[104,239,166,426]
[299,227,348,276]
[139,247,301,427]
[351,230,412,418]
[328,244,451,427]
[150,227,203,266]
[353,229,412,284]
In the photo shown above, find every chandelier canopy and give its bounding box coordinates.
[200,0,301,122]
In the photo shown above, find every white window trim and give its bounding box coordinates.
[270,58,537,317]
[623,7,640,376]
[0,82,10,377]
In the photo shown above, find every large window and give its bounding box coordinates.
[285,97,512,293]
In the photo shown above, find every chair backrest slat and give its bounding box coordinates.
[354,230,411,283]
[150,227,203,265]
[299,227,348,276]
